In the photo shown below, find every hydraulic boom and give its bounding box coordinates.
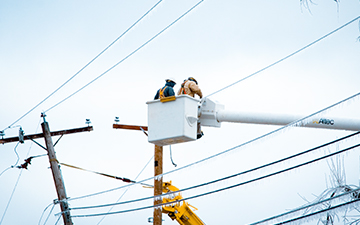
[161,181,205,225]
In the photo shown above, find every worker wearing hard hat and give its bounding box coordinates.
[177,77,203,99]
[177,77,204,139]
[154,78,177,100]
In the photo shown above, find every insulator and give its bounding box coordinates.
[19,127,24,144]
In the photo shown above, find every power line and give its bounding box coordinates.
[0,142,20,178]
[0,167,12,178]
[0,169,24,225]
[1,0,163,132]
[96,155,154,225]
[251,186,360,224]
[67,131,359,210]
[276,199,360,224]
[206,15,360,98]
[0,120,41,225]
[59,162,152,187]
[68,132,359,211]
[66,91,360,202]
[68,143,360,218]
[54,214,62,225]
[38,202,55,225]
[44,0,204,113]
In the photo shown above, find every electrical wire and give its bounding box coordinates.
[0,169,24,225]
[59,162,152,187]
[12,142,20,167]
[0,142,21,224]
[68,143,360,218]
[275,199,360,224]
[0,167,12,178]
[42,204,55,225]
[96,155,154,225]
[205,15,360,98]
[251,187,360,224]
[0,120,41,225]
[1,0,163,132]
[44,0,204,113]
[54,214,62,225]
[0,142,20,178]
[67,132,360,211]
[169,145,177,167]
[38,203,55,225]
[66,90,360,203]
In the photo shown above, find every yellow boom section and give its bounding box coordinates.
[161,181,205,225]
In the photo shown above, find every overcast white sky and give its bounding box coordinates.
[1,0,360,224]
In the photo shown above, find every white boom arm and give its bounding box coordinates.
[199,98,360,131]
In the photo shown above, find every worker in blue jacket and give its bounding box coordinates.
[154,78,176,100]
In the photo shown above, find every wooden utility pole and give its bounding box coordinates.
[41,119,73,225]
[153,144,163,225]
[1,116,93,225]
[113,123,164,225]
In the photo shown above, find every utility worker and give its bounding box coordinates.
[178,77,204,139]
[178,77,203,99]
[177,79,188,95]
[154,78,177,100]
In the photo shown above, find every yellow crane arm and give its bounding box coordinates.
[161,181,205,225]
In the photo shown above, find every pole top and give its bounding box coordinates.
[41,112,47,123]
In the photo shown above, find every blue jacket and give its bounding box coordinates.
[154,81,176,100]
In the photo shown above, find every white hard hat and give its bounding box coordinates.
[166,77,177,84]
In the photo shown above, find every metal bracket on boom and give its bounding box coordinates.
[198,98,223,128]
[161,181,205,225]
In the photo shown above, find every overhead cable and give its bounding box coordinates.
[0,142,20,178]
[206,15,360,98]
[67,91,360,202]
[68,143,360,217]
[38,202,55,225]
[274,199,360,224]
[59,162,152,187]
[96,155,154,225]
[44,0,204,113]
[68,133,360,211]
[0,120,41,225]
[0,170,24,225]
[251,187,360,224]
[1,0,163,132]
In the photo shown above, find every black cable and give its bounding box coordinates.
[69,143,360,218]
[69,133,360,211]
[275,199,360,224]
[251,186,360,224]
[67,91,360,202]
[2,0,163,132]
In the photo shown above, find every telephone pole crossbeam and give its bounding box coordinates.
[1,118,93,225]
[0,126,93,144]
[113,124,148,131]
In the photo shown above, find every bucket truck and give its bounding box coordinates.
[146,96,360,146]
